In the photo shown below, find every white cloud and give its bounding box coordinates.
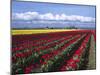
[39,13,54,20]
[12,11,95,22]
[12,12,39,20]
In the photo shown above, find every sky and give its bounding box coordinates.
[12,1,96,29]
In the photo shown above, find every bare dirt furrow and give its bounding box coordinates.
[87,35,96,69]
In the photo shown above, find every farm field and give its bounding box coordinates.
[12,29,96,74]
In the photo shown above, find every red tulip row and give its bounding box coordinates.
[12,35,73,57]
[23,35,82,73]
[12,34,80,67]
[12,34,82,74]
[23,34,82,73]
[37,33,87,72]
[60,34,91,71]
[12,30,86,49]
[12,34,74,52]
[12,30,95,74]
[12,31,74,46]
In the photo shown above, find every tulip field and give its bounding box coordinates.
[12,29,96,74]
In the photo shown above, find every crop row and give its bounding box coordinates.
[12,30,95,74]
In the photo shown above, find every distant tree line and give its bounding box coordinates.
[45,26,78,29]
[64,26,78,29]
[12,26,78,29]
